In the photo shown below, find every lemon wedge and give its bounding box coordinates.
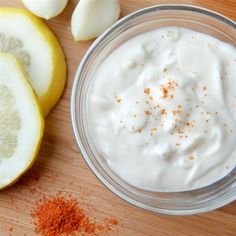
[0,52,44,189]
[0,8,66,116]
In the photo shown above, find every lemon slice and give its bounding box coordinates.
[0,53,44,189]
[0,8,66,116]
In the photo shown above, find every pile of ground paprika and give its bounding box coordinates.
[31,195,118,236]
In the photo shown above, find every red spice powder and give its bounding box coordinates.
[144,110,152,116]
[116,98,121,103]
[161,87,168,98]
[29,187,37,195]
[161,109,167,115]
[31,195,118,236]
[106,218,118,225]
[33,172,41,182]
[160,80,178,99]
[114,95,122,103]
[144,87,151,95]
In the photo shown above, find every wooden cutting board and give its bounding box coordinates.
[0,0,236,235]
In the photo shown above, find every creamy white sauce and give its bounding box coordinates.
[87,27,236,191]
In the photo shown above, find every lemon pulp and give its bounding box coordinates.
[0,8,66,116]
[0,52,44,189]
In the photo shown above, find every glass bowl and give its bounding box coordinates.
[71,4,236,215]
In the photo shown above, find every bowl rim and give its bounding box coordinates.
[71,4,236,215]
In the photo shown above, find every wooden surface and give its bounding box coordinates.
[0,0,236,235]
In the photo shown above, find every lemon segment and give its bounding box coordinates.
[0,8,66,116]
[0,52,44,189]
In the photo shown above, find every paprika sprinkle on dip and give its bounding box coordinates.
[31,195,118,236]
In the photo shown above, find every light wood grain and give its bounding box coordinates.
[0,0,236,235]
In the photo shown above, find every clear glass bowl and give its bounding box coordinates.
[71,4,236,215]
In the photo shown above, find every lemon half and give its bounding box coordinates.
[0,52,44,189]
[0,8,66,116]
